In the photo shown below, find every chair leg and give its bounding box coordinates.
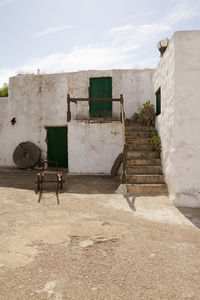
[56,175,60,205]
[37,176,40,191]
[56,180,59,195]
[60,174,63,189]
[35,173,40,194]
[38,174,44,203]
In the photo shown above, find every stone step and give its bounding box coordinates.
[125,123,154,132]
[126,158,161,166]
[125,131,151,138]
[127,151,159,159]
[127,184,168,195]
[126,174,165,184]
[126,137,149,144]
[127,144,151,151]
[127,166,163,175]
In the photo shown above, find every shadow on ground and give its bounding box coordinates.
[0,168,121,195]
[123,195,136,211]
[178,207,200,229]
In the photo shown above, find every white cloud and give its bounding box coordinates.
[0,42,141,86]
[34,25,76,37]
[138,24,171,34]
[0,68,17,86]
[109,22,171,39]
[17,43,140,72]
[1,0,200,86]
[0,17,172,86]
[108,21,171,55]
[164,0,200,25]
[110,24,134,33]
[0,0,12,8]
[125,11,154,23]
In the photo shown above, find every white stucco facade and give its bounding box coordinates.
[0,69,154,174]
[68,121,123,174]
[0,98,9,167]
[153,34,176,196]
[153,31,200,207]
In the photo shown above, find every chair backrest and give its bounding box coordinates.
[41,160,58,171]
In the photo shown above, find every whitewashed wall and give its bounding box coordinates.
[113,69,155,119]
[0,98,9,166]
[153,35,176,196]
[0,69,154,172]
[154,31,200,207]
[173,31,200,207]
[68,121,123,174]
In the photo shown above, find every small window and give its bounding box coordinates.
[155,87,161,116]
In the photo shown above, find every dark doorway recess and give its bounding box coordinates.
[47,127,68,168]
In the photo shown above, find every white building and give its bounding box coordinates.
[0,30,200,207]
[153,30,200,207]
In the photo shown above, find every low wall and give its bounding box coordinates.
[68,121,123,174]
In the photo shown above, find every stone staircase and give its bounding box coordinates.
[125,122,168,196]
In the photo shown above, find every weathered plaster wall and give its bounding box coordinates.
[0,69,154,172]
[173,31,200,207]
[113,69,155,119]
[67,69,155,120]
[0,98,9,166]
[153,35,176,195]
[68,121,123,174]
[154,31,200,207]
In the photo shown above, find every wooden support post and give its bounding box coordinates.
[122,143,127,184]
[120,94,123,123]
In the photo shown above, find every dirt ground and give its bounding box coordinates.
[0,169,200,300]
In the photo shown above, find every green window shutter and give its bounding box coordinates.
[89,77,112,118]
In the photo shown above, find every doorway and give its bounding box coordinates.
[47,127,68,168]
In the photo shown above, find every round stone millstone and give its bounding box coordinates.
[13,142,41,169]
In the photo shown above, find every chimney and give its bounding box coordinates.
[157,38,169,57]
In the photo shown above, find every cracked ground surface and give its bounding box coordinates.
[0,169,200,300]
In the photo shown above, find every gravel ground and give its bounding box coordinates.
[0,170,200,300]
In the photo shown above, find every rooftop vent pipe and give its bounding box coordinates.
[157,38,169,57]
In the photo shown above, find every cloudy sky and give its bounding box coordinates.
[0,0,200,86]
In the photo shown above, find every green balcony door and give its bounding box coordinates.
[47,127,68,168]
[89,77,112,118]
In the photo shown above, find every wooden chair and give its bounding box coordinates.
[35,160,65,204]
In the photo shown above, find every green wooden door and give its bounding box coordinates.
[89,77,112,118]
[47,127,68,168]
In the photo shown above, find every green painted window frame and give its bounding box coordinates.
[156,87,161,116]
